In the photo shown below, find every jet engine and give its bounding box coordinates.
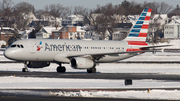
[25,61,50,68]
[70,57,95,69]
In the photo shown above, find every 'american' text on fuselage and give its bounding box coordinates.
[45,43,82,52]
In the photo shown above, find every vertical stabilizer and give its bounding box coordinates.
[125,8,152,41]
[125,8,152,51]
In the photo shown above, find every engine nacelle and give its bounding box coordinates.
[70,57,95,69]
[25,61,50,68]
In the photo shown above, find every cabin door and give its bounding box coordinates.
[29,41,36,54]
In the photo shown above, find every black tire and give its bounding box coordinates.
[57,66,66,73]
[125,79,132,85]
[87,67,96,73]
[22,68,28,72]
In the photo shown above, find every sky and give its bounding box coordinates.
[11,0,180,10]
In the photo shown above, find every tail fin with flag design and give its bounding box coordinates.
[125,8,152,52]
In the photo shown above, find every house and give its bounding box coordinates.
[22,12,37,27]
[19,29,33,39]
[164,16,180,39]
[85,13,104,26]
[36,27,62,39]
[164,23,180,39]
[112,23,132,40]
[0,40,6,48]
[31,13,62,28]
[62,15,84,26]
[52,26,85,39]
[0,27,15,43]
[127,15,140,25]
[151,14,168,29]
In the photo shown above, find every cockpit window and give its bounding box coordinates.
[20,45,24,48]
[17,45,20,48]
[11,44,24,48]
[11,45,16,48]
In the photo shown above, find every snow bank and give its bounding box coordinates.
[49,90,180,100]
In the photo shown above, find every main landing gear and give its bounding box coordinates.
[56,63,66,73]
[56,63,96,73]
[87,67,96,73]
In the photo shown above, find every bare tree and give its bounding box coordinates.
[0,0,13,12]
[159,2,173,14]
[45,4,71,18]
[0,0,14,27]
[12,2,34,30]
[93,15,116,40]
[143,1,173,14]
[74,6,89,15]
[13,2,34,13]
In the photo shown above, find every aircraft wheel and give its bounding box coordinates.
[57,66,66,73]
[22,68,28,72]
[87,67,96,73]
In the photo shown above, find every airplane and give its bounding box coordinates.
[3,8,166,73]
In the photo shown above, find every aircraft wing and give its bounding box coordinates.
[67,50,154,60]
[66,44,171,60]
[140,45,172,49]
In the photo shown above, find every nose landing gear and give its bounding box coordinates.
[22,62,29,72]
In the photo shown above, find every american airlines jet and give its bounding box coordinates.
[4,8,162,73]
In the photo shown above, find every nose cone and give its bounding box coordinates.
[4,49,12,60]
[4,49,17,60]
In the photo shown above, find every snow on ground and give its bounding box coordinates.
[1,76,180,89]
[1,49,180,100]
[0,89,180,100]
[0,76,180,100]
[49,90,180,100]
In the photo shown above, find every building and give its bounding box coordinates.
[0,27,15,43]
[112,23,132,40]
[0,40,6,48]
[84,13,104,26]
[52,26,85,39]
[20,30,32,39]
[62,15,84,26]
[36,27,62,39]
[31,13,62,28]
[164,17,180,39]
[164,23,180,39]
[164,16,180,39]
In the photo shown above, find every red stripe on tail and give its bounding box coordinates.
[142,25,149,29]
[148,9,152,12]
[128,41,148,46]
[138,33,147,37]
[145,16,150,20]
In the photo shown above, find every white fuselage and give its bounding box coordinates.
[4,39,139,63]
